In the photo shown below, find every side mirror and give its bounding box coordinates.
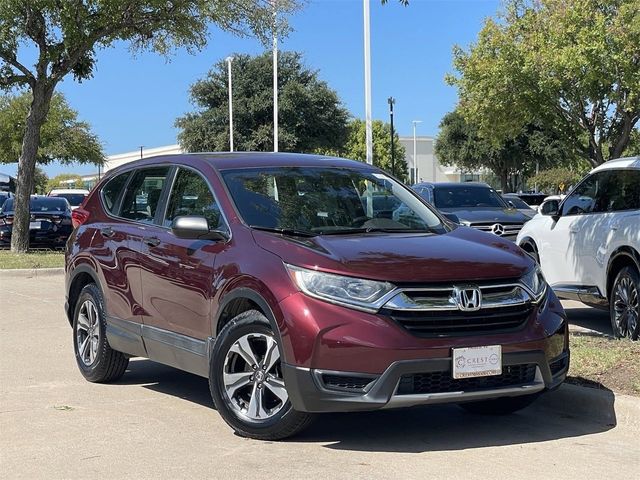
[442,212,460,224]
[507,200,516,209]
[172,216,228,241]
[540,200,560,217]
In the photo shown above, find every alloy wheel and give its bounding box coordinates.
[223,333,288,422]
[76,300,100,366]
[612,275,639,339]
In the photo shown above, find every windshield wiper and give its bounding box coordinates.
[250,226,317,237]
[319,227,434,235]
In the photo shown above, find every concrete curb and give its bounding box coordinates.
[0,267,64,278]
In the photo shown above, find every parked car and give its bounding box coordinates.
[48,188,90,210]
[517,156,640,340]
[0,196,72,248]
[65,153,568,440]
[513,193,548,211]
[399,182,531,240]
[0,191,12,209]
[502,194,538,219]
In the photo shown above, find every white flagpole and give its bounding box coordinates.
[363,0,373,165]
[273,1,279,152]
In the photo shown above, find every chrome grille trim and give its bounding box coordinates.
[383,283,534,312]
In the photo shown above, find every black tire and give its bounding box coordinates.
[72,283,128,382]
[209,310,314,440]
[458,393,539,415]
[609,266,640,340]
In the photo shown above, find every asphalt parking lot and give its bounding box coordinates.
[2,273,639,479]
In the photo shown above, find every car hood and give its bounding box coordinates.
[252,226,532,283]
[437,207,529,224]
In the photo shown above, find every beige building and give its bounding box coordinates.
[104,144,183,172]
[398,136,478,184]
[97,139,477,186]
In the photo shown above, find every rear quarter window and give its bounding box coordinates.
[101,172,131,215]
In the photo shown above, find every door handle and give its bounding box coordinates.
[100,226,115,238]
[143,236,160,247]
[569,225,580,234]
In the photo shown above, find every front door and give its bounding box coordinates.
[137,167,230,375]
[541,171,611,288]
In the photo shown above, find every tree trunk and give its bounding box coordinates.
[500,169,509,193]
[11,81,55,253]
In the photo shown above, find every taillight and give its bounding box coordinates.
[72,207,90,229]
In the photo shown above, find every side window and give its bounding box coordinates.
[561,172,606,216]
[120,167,170,224]
[163,168,224,229]
[101,171,131,215]
[607,170,640,211]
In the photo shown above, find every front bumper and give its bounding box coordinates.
[283,350,569,413]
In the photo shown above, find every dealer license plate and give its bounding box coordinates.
[452,345,502,379]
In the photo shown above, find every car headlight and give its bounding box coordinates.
[286,264,395,312]
[521,266,547,300]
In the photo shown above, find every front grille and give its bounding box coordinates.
[470,222,523,237]
[321,374,377,392]
[386,304,533,338]
[396,364,537,395]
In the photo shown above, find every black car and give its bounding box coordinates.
[0,196,73,248]
[502,193,538,219]
[0,191,11,209]
[404,182,531,240]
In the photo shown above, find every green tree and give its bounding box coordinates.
[0,92,103,166]
[434,109,582,192]
[329,119,407,179]
[0,0,300,252]
[176,51,350,154]
[46,173,84,193]
[528,168,584,195]
[33,166,47,194]
[449,0,640,169]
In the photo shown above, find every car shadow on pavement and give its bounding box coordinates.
[565,305,613,336]
[296,384,617,452]
[114,358,214,409]
[114,359,617,452]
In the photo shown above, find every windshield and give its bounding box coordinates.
[49,193,86,206]
[222,167,446,235]
[433,185,507,209]
[2,197,69,213]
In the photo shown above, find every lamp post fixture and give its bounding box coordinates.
[412,120,422,184]
[388,97,395,176]
[225,56,234,152]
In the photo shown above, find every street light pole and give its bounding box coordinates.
[226,56,234,152]
[412,120,422,184]
[363,0,373,165]
[388,97,395,176]
[272,1,279,152]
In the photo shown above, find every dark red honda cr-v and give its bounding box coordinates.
[65,153,569,439]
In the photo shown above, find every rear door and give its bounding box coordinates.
[95,167,171,356]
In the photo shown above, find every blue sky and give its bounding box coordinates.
[3,0,500,177]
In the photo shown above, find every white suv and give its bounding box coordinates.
[517,157,640,340]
